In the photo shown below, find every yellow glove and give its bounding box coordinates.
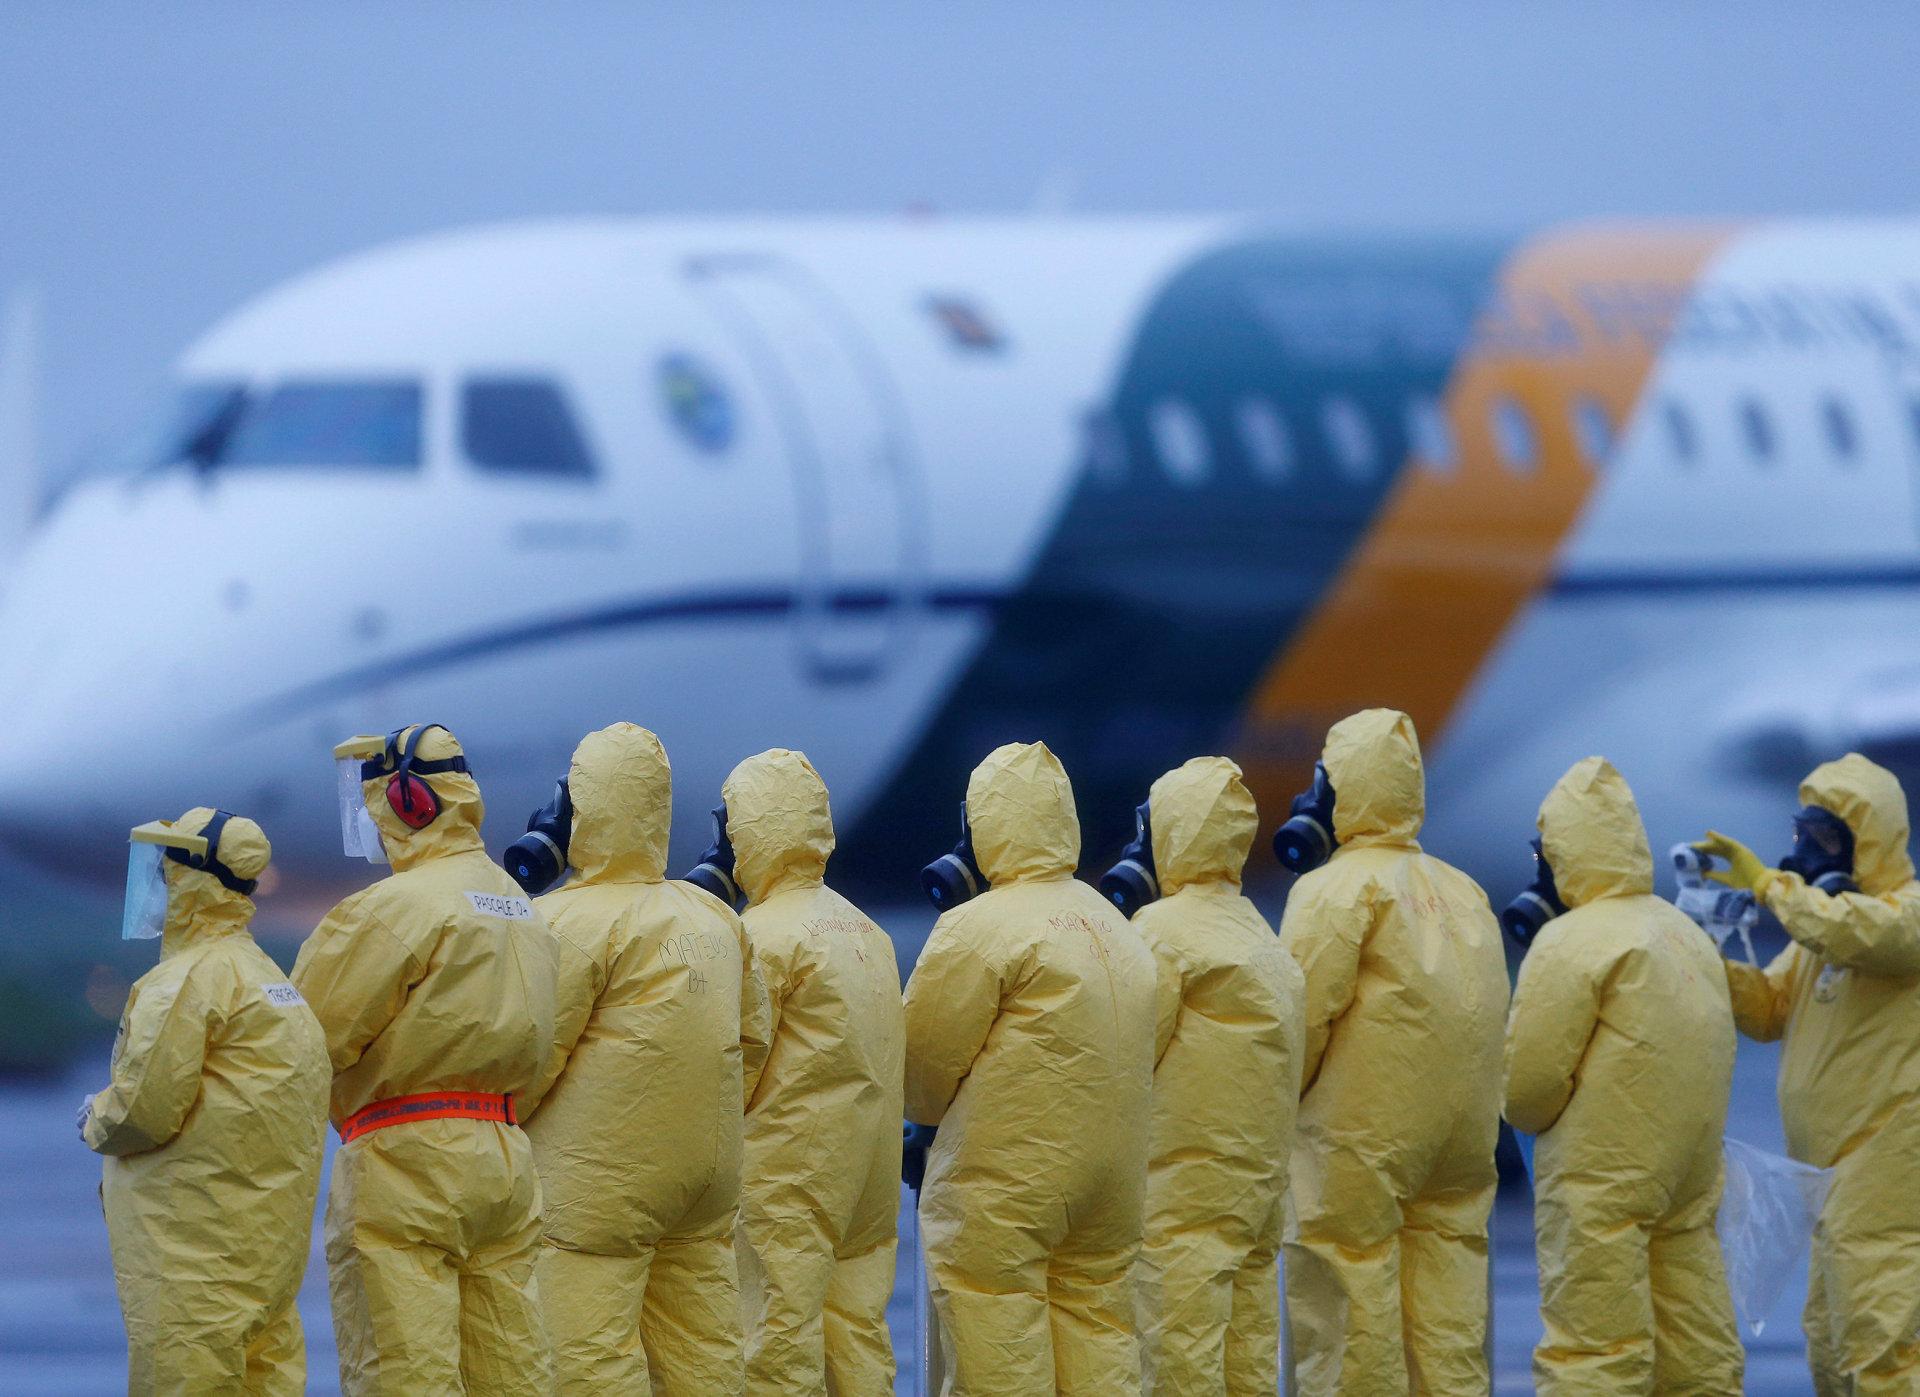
[1694,831,1767,891]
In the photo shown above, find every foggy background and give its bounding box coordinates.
[9,1,1920,475]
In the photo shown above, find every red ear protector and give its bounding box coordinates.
[162,810,260,896]
[363,724,471,831]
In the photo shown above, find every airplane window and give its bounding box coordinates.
[1822,397,1859,464]
[1492,397,1538,474]
[1406,395,1456,472]
[1234,397,1292,481]
[463,378,595,478]
[1321,396,1377,480]
[222,380,422,469]
[1150,398,1212,485]
[1662,399,1697,464]
[1738,398,1775,464]
[1572,397,1614,466]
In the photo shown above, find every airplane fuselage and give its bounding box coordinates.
[4,215,1919,917]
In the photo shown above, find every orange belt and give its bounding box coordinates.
[339,1091,516,1144]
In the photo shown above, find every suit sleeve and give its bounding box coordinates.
[1279,871,1373,1093]
[1147,934,1184,1067]
[1761,873,1920,978]
[742,921,801,1114]
[1502,931,1601,1135]
[1725,941,1802,1042]
[84,963,218,1156]
[903,912,1005,1125]
[736,913,773,1108]
[518,925,605,1119]
[292,893,426,1076]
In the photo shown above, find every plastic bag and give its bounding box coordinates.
[1717,1137,1832,1338]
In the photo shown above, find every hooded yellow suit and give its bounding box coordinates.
[1130,757,1305,1396]
[521,722,772,1396]
[726,748,905,1396]
[293,726,575,1396]
[88,809,329,1396]
[1725,753,1920,1394]
[1279,709,1509,1396]
[904,741,1157,1396]
[1504,758,1742,1395]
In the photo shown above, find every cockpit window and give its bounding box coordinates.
[221,380,422,469]
[76,381,246,479]
[461,378,595,478]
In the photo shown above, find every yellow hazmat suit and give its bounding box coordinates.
[1504,758,1743,1395]
[1130,757,1305,1397]
[1278,709,1509,1396]
[904,741,1157,1396]
[293,726,572,1396]
[1722,753,1920,1394]
[87,809,329,1396]
[725,748,905,1396]
[520,723,772,1396]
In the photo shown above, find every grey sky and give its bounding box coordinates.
[4,1,1920,468]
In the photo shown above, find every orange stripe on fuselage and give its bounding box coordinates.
[1234,224,1735,812]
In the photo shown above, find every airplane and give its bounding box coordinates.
[4,213,1920,936]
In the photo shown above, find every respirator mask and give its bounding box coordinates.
[1273,762,1337,874]
[1779,805,1858,895]
[503,778,573,896]
[1500,836,1567,947]
[1099,802,1159,917]
[683,805,742,909]
[921,804,984,912]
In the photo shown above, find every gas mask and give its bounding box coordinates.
[1779,804,1858,895]
[503,778,573,896]
[921,804,984,912]
[1501,836,1567,947]
[683,805,742,909]
[1273,762,1337,874]
[1099,802,1159,917]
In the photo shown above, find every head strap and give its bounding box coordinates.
[362,723,471,783]
[162,809,260,896]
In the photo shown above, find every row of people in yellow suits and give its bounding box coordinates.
[85,708,1920,1393]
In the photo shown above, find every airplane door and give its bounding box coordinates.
[687,255,922,682]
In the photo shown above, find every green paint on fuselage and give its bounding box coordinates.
[844,234,1508,891]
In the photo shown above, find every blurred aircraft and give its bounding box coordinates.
[4,214,1920,927]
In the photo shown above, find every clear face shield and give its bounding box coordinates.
[334,735,391,865]
[122,821,207,941]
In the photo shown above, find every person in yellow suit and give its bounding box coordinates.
[904,740,1157,1397]
[1699,752,1920,1395]
[517,722,772,1395]
[294,724,573,1396]
[1121,757,1305,1397]
[722,748,905,1396]
[1504,757,1743,1395]
[1278,708,1509,1396]
[84,808,329,1396]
